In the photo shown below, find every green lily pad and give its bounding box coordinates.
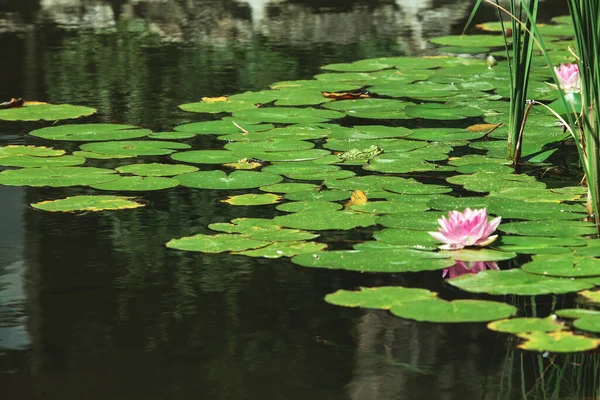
[233,107,344,124]
[487,317,565,334]
[322,99,411,119]
[0,103,96,121]
[0,145,64,157]
[179,97,257,113]
[276,201,343,213]
[325,175,449,194]
[521,254,600,278]
[447,171,545,193]
[349,201,429,214]
[274,211,376,230]
[284,190,350,202]
[209,219,317,240]
[31,195,144,212]
[499,220,597,237]
[171,150,241,164]
[72,151,134,160]
[430,35,507,48]
[219,124,333,142]
[260,183,319,193]
[221,193,282,206]
[376,212,442,230]
[496,236,585,254]
[90,176,179,191]
[291,248,453,272]
[391,298,517,323]
[166,233,268,253]
[517,331,600,353]
[405,103,483,120]
[80,141,190,156]
[234,241,327,258]
[573,316,600,333]
[555,309,600,319]
[173,119,273,135]
[439,249,517,262]
[176,170,283,190]
[373,228,439,249]
[148,131,196,140]
[29,124,150,141]
[0,166,117,187]
[224,139,315,152]
[116,163,199,177]
[448,269,595,295]
[408,128,485,141]
[321,58,394,72]
[325,286,437,309]
[0,155,85,168]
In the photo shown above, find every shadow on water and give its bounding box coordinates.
[0,0,592,399]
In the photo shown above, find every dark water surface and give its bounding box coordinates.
[0,1,586,399]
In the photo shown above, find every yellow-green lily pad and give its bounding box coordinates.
[31,195,144,212]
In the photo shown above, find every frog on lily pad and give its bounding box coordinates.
[338,145,384,161]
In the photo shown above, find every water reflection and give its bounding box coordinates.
[0,0,584,398]
[0,187,29,352]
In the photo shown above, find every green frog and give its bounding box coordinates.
[338,145,383,161]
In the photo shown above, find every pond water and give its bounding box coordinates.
[0,1,596,399]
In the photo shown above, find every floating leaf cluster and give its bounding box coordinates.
[1,15,599,353]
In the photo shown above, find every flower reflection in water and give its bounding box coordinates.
[442,261,499,279]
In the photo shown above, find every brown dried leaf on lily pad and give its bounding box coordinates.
[345,190,368,207]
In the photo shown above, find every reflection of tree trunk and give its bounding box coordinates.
[348,310,505,399]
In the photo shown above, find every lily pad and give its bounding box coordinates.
[31,195,144,212]
[0,103,96,121]
[521,254,600,278]
[171,150,241,164]
[29,124,150,141]
[116,163,199,177]
[0,166,117,187]
[176,170,283,190]
[221,193,282,206]
[233,107,344,124]
[234,241,327,258]
[499,220,597,237]
[322,99,411,119]
[573,316,600,333]
[166,233,268,253]
[0,155,85,168]
[405,103,483,120]
[555,309,600,319]
[80,141,190,157]
[90,176,179,191]
[0,145,64,157]
[209,221,318,241]
[373,228,440,249]
[284,190,351,202]
[448,269,595,295]
[276,201,343,213]
[260,183,319,193]
[273,211,376,230]
[517,331,600,353]
[325,286,437,309]
[391,298,517,323]
[291,249,453,272]
[439,249,516,262]
[173,119,273,135]
[487,317,565,334]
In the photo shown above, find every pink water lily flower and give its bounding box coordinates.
[442,261,499,279]
[553,63,581,94]
[428,208,501,250]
